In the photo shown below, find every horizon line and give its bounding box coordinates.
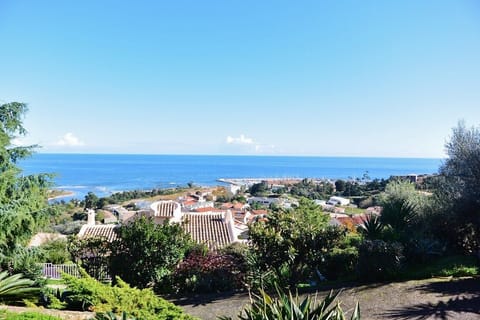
[34,151,446,160]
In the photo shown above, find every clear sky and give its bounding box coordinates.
[1,1,479,157]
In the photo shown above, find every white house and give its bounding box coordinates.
[327,196,350,206]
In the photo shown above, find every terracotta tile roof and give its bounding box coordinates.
[220,203,234,209]
[155,201,179,217]
[252,209,268,215]
[80,224,118,242]
[233,203,245,210]
[183,213,233,250]
[183,200,197,206]
[193,207,224,213]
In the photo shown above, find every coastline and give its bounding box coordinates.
[48,190,75,201]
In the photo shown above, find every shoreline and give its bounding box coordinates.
[47,190,75,200]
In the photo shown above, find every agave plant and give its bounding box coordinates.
[94,311,137,320]
[219,286,360,320]
[358,214,384,240]
[0,270,39,303]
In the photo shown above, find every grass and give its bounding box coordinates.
[0,310,62,320]
[343,206,365,215]
[401,255,479,280]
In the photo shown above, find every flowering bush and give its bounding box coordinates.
[171,251,245,293]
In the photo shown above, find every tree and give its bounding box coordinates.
[84,192,99,210]
[249,181,269,196]
[248,199,345,287]
[109,217,194,289]
[435,121,480,253]
[0,102,52,263]
[335,179,346,193]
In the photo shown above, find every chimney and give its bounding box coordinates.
[224,210,233,224]
[87,209,96,226]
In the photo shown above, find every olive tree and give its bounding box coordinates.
[435,121,480,253]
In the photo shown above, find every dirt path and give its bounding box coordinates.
[174,277,480,320]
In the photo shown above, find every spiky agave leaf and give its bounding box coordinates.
[0,271,39,303]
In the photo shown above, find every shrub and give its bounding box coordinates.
[356,240,404,281]
[61,270,195,319]
[322,247,359,280]
[40,239,70,264]
[171,250,246,293]
[218,286,360,320]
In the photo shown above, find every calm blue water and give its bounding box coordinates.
[18,153,442,200]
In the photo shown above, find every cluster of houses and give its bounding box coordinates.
[78,191,279,250]
[75,191,380,251]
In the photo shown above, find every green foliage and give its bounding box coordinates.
[290,179,334,200]
[61,270,195,319]
[84,192,99,210]
[400,255,478,280]
[109,216,194,290]
[248,199,346,287]
[356,240,404,281]
[0,246,43,280]
[0,271,39,304]
[322,247,359,281]
[218,287,360,320]
[40,239,70,264]
[249,181,269,196]
[0,311,62,320]
[358,214,384,240]
[94,311,137,320]
[434,121,480,253]
[0,103,53,273]
[68,236,110,280]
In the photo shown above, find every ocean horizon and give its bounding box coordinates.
[19,153,443,200]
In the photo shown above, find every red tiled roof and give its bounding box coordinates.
[80,224,118,242]
[183,213,233,250]
[220,203,234,209]
[194,207,224,213]
[233,203,245,210]
[252,209,268,215]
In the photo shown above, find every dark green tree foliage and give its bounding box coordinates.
[84,192,99,210]
[249,181,269,196]
[436,122,480,253]
[248,199,345,287]
[335,180,346,193]
[0,102,52,260]
[290,179,334,199]
[109,217,193,289]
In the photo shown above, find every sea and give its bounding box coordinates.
[18,153,443,201]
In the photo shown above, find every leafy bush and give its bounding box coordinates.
[61,270,195,319]
[40,239,70,264]
[171,250,246,293]
[0,246,44,280]
[356,240,404,281]
[322,247,359,280]
[110,216,194,290]
[218,287,360,320]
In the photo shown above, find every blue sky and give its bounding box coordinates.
[1,1,479,157]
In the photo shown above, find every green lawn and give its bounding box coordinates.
[401,255,479,280]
